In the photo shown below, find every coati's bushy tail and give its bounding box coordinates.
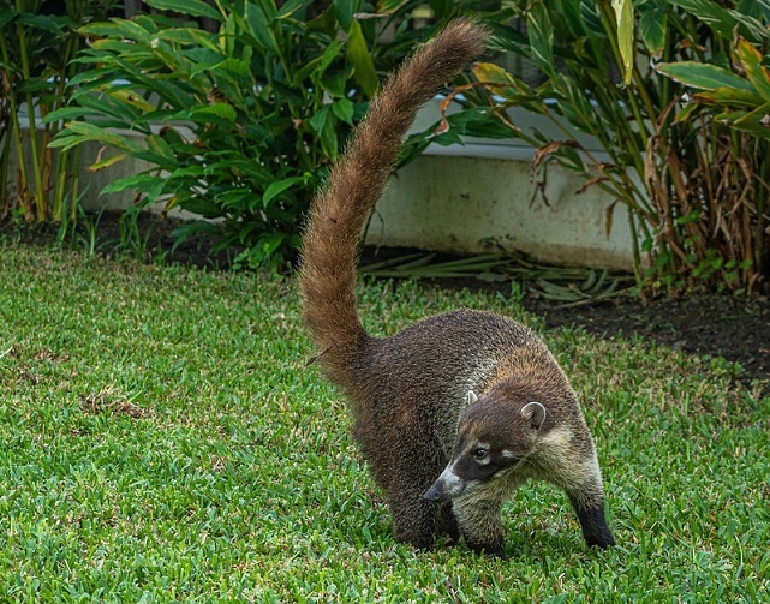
[299,18,489,362]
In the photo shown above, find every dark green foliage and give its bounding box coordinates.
[48,0,385,268]
[401,0,770,293]
[0,0,117,224]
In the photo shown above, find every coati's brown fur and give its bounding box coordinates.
[299,18,615,557]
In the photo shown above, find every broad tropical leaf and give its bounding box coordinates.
[346,20,378,97]
[144,0,222,20]
[612,0,635,86]
[656,61,757,91]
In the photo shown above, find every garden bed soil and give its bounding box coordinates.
[3,211,768,396]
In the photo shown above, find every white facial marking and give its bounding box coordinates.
[466,390,478,405]
[437,462,464,497]
[464,479,480,491]
[501,449,520,460]
[539,425,573,454]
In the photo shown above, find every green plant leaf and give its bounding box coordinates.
[14,13,67,35]
[670,0,769,42]
[84,17,155,45]
[375,0,409,13]
[732,102,770,139]
[526,3,556,77]
[292,38,344,87]
[53,121,144,154]
[556,0,587,38]
[668,0,737,38]
[309,105,330,135]
[144,0,222,20]
[731,11,770,42]
[166,165,205,179]
[346,20,378,97]
[692,86,765,107]
[166,103,237,124]
[146,134,179,167]
[263,177,305,206]
[245,2,279,55]
[472,62,514,87]
[277,0,306,17]
[612,0,635,86]
[170,219,223,245]
[0,9,17,29]
[157,27,216,47]
[656,62,756,91]
[735,38,770,100]
[333,0,357,31]
[42,107,92,123]
[637,0,668,57]
[673,101,701,123]
[215,55,252,78]
[88,153,129,172]
[320,118,339,158]
[332,98,354,124]
[101,173,162,194]
[107,89,156,114]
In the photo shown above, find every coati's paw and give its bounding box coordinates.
[467,540,507,559]
[586,530,616,549]
[396,534,435,551]
[435,504,461,544]
[574,503,616,549]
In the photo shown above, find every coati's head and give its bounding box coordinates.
[424,389,547,502]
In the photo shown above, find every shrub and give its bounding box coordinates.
[404,0,770,293]
[0,0,116,225]
[48,0,433,268]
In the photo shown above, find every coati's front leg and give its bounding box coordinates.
[555,459,615,549]
[435,500,461,544]
[450,494,506,558]
[567,491,615,549]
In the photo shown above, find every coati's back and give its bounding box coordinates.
[299,18,615,555]
[349,310,576,451]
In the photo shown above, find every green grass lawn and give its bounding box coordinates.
[0,245,768,603]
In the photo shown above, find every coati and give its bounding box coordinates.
[299,17,616,558]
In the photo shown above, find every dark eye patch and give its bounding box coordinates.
[473,447,488,460]
[454,454,495,481]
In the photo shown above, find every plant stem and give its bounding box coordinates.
[0,35,30,217]
[15,0,47,222]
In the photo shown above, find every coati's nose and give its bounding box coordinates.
[423,482,445,502]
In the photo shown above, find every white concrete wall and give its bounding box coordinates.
[365,101,638,270]
[369,152,635,270]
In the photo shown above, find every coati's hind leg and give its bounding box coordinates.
[388,489,460,549]
[384,457,459,549]
[378,436,450,550]
[387,482,439,550]
[451,493,506,558]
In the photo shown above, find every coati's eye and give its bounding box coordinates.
[473,447,488,460]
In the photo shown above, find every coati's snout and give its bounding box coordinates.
[424,394,547,502]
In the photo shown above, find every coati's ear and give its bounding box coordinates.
[466,390,478,405]
[521,401,546,431]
